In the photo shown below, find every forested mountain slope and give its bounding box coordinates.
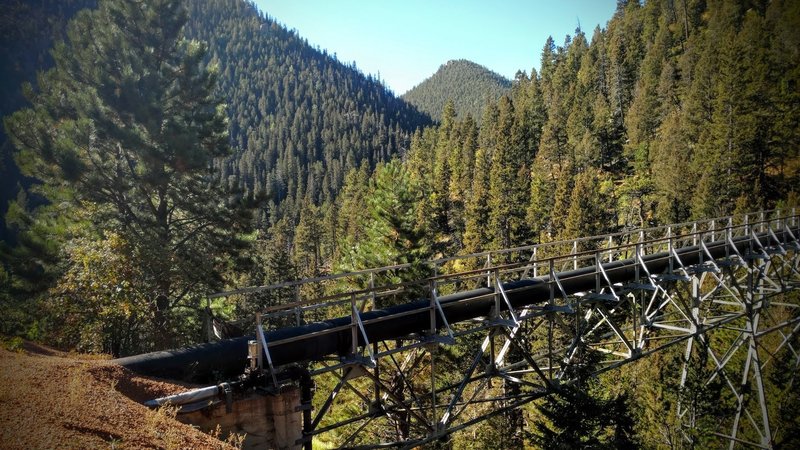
[1,0,431,235]
[402,59,511,123]
[328,0,800,288]
[1,1,798,447]
[183,0,431,223]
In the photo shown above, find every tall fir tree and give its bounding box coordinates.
[430,100,457,252]
[294,198,325,278]
[560,168,617,246]
[462,147,491,256]
[487,96,530,250]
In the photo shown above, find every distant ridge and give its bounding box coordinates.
[402,59,511,123]
[0,0,432,233]
[185,0,432,217]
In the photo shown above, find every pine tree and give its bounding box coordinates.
[430,100,457,250]
[487,96,530,250]
[337,163,371,250]
[549,164,577,239]
[513,68,547,162]
[540,36,558,104]
[560,168,616,246]
[337,159,430,304]
[532,353,638,449]
[527,161,555,242]
[675,347,734,449]
[447,114,478,251]
[690,1,747,218]
[294,199,324,278]
[765,0,800,202]
[240,218,297,329]
[463,147,491,255]
[533,383,605,449]
[4,0,250,349]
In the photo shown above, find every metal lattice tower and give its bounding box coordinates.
[213,210,800,449]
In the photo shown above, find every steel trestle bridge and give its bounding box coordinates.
[119,210,800,449]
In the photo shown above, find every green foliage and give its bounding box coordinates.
[1,4,798,447]
[4,0,250,349]
[527,164,556,241]
[294,200,325,278]
[0,335,24,352]
[560,168,617,244]
[234,219,298,330]
[672,347,735,449]
[531,356,638,449]
[48,232,151,356]
[183,0,431,216]
[402,59,511,123]
[463,147,491,255]
[0,0,97,244]
[487,96,531,250]
[767,317,800,448]
[336,159,430,303]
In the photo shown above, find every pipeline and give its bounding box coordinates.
[144,384,223,408]
[144,383,238,414]
[114,227,798,382]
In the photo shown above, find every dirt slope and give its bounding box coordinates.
[0,342,236,449]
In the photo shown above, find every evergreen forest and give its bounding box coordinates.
[1,0,799,448]
[402,59,512,123]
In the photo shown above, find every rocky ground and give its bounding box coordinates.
[0,341,237,449]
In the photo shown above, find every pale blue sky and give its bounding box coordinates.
[254,1,618,95]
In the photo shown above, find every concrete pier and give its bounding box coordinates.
[179,387,302,449]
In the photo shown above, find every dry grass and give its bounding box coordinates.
[145,404,183,450]
[210,424,247,450]
[0,342,237,449]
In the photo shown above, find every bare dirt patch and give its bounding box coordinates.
[0,343,236,449]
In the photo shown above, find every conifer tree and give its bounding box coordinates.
[4,0,249,349]
[540,36,558,104]
[294,199,324,277]
[532,353,638,449]
[478,101,500,153]
[560,168,616,245]
[337,160,430,303]
[527,162,555,242]
[463,147,491,255]
[337,163,371,248]
[430,100,457,248]
[549,164,577,238]
[487,96,530,250]
[240,218,297,329]
[512,68,547,162]
[447,114,478,251]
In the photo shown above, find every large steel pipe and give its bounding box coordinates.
[114,227,798,381]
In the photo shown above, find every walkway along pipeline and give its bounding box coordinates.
[114,227,799,382]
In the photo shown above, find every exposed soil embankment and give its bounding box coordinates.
[0,342,236,449]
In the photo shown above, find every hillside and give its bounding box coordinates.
[184,0,431,222]
[1,0,799,448]
[0,341,232,449]
[329,0,800,289]
[402,59,511,123]
[0,0,432,234]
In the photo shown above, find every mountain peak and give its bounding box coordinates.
[402,59,511,123]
